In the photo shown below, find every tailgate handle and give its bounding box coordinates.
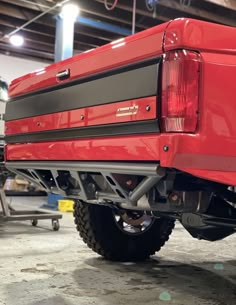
[56,69,70,80]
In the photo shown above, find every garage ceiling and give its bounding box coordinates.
[0,0,235,63]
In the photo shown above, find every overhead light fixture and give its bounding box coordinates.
[60,2,80,21]
[9,34,24,47]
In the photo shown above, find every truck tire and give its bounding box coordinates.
[74,200,175,261]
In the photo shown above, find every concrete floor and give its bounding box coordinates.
[0,196,235,305]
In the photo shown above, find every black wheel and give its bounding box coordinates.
[31,219,38,227]
[52,219,60,231]
[74,201,175,262]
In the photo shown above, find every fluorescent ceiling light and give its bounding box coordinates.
[9,35,24,47]
[61,3,80,21]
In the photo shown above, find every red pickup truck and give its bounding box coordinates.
[4,18,236,261]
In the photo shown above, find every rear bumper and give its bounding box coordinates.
[5,132,236,186]
[6,134,162,161]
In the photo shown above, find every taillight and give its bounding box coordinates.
[161,50,200,132]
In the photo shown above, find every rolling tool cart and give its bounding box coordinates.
[0,149,62,231]
[0,185,62,231]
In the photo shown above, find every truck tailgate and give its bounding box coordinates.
[8,22,168,98]
[5,23,169,145]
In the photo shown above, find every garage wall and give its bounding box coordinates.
[0,54,48,84]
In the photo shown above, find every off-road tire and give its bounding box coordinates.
[74,200,175,261]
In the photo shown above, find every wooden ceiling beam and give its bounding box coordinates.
[157,0,236,26]
[94,0,169,22]
[0,41,54,61]
[0,1,32,20]
[0,14,54,37]
[0,0,57,13]
[78,0,148,30]
[204,0,236,10]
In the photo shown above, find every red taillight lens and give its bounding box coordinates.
[161,50,200,132]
